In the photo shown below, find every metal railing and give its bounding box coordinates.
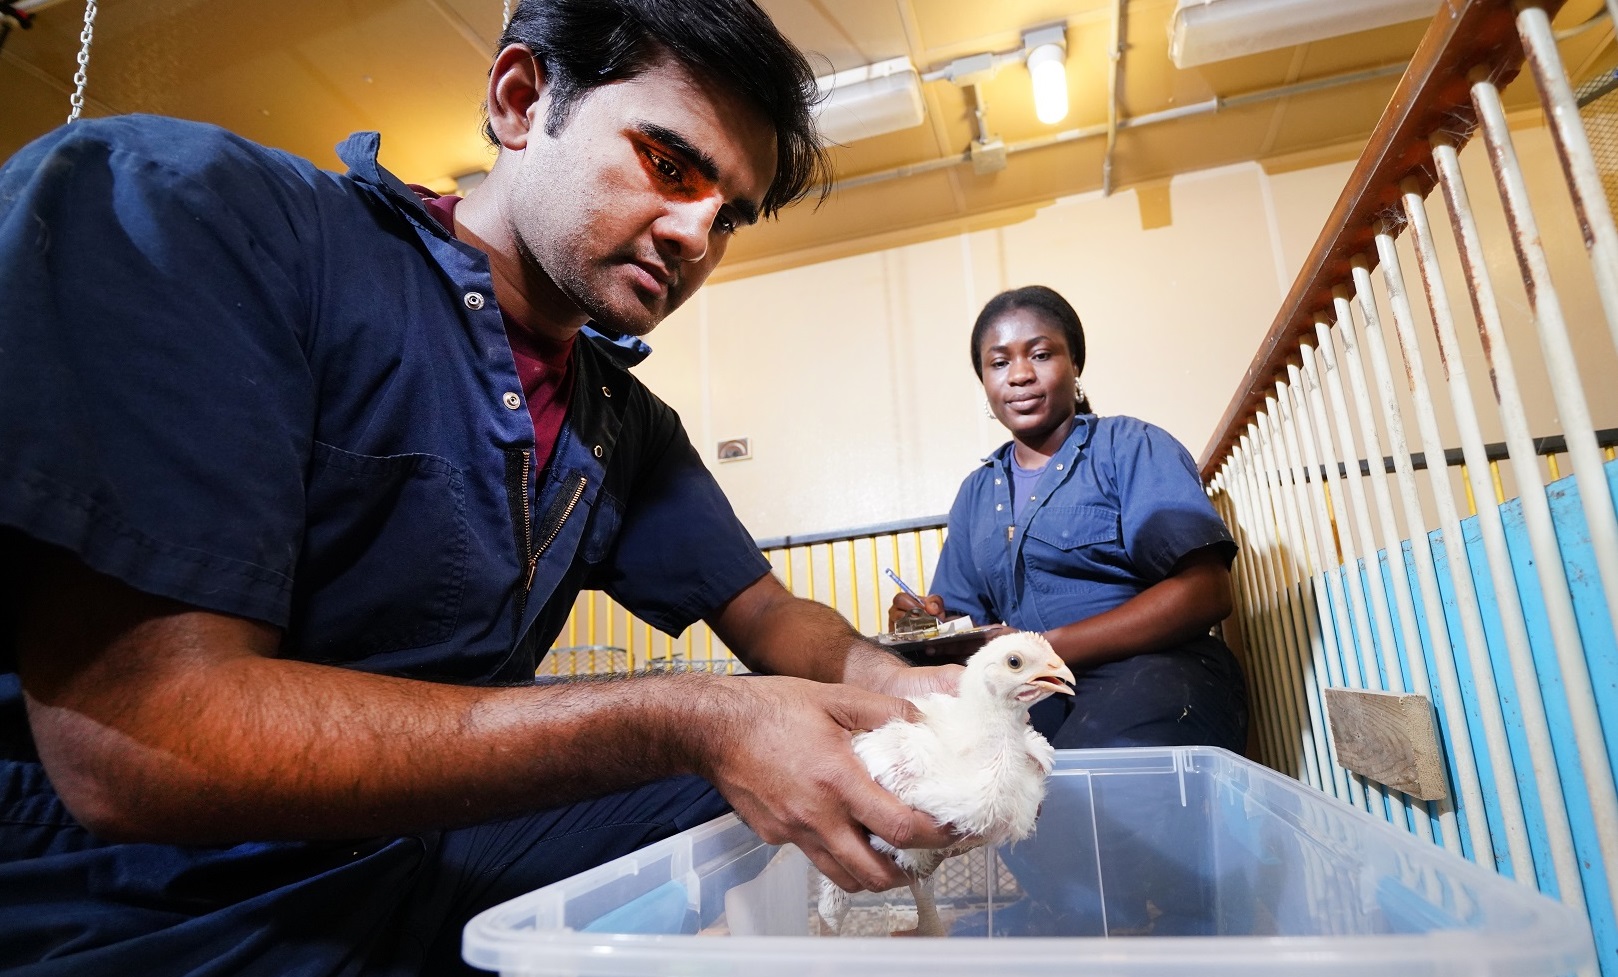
[1198,0,1617,968]
[538,515,949,677]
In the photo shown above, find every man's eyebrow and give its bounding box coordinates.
[635,121,761,226]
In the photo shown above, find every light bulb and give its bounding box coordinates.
[1026,43,1068,125]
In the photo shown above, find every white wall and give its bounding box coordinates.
[630,121,1613,541]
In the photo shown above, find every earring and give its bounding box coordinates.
[983,398,995,418]
[1075,378,1087,408]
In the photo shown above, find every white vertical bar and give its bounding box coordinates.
[1369,230,1535,873]
[1242,425,1312,779]
[1310,305,1451,845]
[1319,298,1462,834]
[1258,396,1331,790]
[1224,448,1281,770]
[1285,365,1372,811]
[1255,412,1320,786]
[1472,74,1618,654]
[1472,74,1618,907]
[1297,344,1402,820]
[1517,4,1618,358]
[1214,466,1276,770]
[1418,150,1592,903]
[1346,255,1495,867]
[1276,369,1358,803]
[1231,439,1294,772]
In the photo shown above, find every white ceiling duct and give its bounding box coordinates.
[1169,0,1441,68]
[812,57,926,146]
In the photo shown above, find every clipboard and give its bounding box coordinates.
[874,623,1005,664]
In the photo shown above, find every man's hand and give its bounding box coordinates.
[688,674,957,894]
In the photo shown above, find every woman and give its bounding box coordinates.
[894,286,1247,752]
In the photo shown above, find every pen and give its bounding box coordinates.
[884,568,924,603]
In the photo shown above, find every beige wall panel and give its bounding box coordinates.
[1264,157,1356,287]
[993,164,1289,456]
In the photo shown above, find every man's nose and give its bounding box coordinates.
[654,196,722,264]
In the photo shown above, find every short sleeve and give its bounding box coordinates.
[930,476,998,626]
[0,118,317,625]
[589,419,770,635]
[1108,419,1236,580]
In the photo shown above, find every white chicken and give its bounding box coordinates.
[818,631,1076,936]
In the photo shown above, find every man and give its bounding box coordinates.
[0,0,959,972]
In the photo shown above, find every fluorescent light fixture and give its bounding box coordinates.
[1169,0,1441,68]
[812,57,926,145]
[1023,29,1069,125]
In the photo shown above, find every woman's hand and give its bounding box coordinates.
[887,592,947,632]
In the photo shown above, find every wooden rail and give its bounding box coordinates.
[1198,0,1563,480]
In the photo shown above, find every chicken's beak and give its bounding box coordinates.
[1019,655,1077,703]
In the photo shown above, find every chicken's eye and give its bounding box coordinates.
[1006,654,1023,669]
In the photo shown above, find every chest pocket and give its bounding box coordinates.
[1025,504,1119,550]
[579,492,622,565]
[290,442,469,661]
[1022,503,1119,592]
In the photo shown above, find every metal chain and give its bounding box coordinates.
[501,0,510,30]
[66,0,97,123]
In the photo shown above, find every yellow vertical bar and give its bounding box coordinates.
[913,530,928,592]
[845,540,860,633]
[781,546,794,593]
[1461,463,1478,516]
[869,536,881,634]
[1547,453,1561,480]
[1489,460,1505,505]
[806,544,816,602]
[827,543,839,621]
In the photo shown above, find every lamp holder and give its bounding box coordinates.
[1021,24,1068,58]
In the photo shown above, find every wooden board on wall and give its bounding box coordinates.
[1323,687,1448,801]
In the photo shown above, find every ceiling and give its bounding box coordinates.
[3,0,1613,281]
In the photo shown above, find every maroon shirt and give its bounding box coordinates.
[413,187,575,472]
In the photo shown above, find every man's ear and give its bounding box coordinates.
[487,43,546,150]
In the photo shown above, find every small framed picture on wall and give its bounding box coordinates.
[716,438,751,462]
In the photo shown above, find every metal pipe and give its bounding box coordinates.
[832,62,1408,194]
[1103,0,1125,196]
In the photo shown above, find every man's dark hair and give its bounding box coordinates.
[970,285,1093,413]
[485,0,830,218]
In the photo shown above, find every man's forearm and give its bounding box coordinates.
[27,633,736,843]
[13,544,735,844]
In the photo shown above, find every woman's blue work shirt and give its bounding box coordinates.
[931,414,1236,632]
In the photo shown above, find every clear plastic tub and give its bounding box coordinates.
[462,747,1595,976]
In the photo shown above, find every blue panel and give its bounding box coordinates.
[1423,530,1507,873]
[1524,462,1617,970]
[1451,508,1556,890]
[1303,460,1618,977]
